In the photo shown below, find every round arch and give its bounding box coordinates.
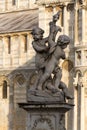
[62,59,74,72]
[12,72,26,86]
[0,75,9,85]
[83,69,87,76]
[75,70,82,77]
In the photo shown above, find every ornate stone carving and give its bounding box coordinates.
[32,117,54,130]
[14,73,26,86]
[59,114,66,130]
[27,11,74,104]
[67,4,74,11]
[16,9,74,130]
[0,75,9,86]
[9,72,26,88]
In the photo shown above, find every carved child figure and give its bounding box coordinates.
[37,35,70,90]
[31,27,49,89]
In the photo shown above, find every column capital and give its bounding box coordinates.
[67,3,74,11]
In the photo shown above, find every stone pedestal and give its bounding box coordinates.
[19,103,74,130]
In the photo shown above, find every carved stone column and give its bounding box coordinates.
[74,3,79,44]
[73,77,78,130]
[63,5,68,35]
[80,80,85,130]
[73,87,78,130]
[82,8,86,44]
[9,82,14,130]
[73,76,85,130]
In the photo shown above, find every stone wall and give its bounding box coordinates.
[0,33,35,69]
[0,0,37,12]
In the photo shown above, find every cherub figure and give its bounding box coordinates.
[31,12,62,90]
[31,27,49,89]
[30,12,74,100]
[37,35,70,90]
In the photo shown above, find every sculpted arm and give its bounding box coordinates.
[32,41,48,52]
[61,53,66,59]
[43,37,48,43]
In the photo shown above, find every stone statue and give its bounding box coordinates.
[37,35,70,90]
[28,11,73,102]
[19,11,74,130]
[31,27,49,89]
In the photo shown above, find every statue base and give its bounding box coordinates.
[27,89,65,104]
[18,89,74,130]
[19,103,74,130]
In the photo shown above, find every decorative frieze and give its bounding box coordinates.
[32,117,54,130]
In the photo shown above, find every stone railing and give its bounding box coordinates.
[36,0,74,5]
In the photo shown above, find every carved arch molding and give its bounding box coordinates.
[0,75,9,87]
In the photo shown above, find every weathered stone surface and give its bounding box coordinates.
[19,103,74,130]
[0,0,86,130]
[27,89,65,104]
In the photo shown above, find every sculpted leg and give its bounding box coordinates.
[59,81,74,99]
[37,62,55,90]
[53,67,62,89]
[31,70,43,90]
[37,72,50,90]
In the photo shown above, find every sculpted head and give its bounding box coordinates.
[31,27,44,41]
[57,35,70,49]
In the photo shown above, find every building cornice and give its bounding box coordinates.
[36,0,74,6]
[74,45,87,50]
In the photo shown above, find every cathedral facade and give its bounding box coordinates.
[0,0,87,130]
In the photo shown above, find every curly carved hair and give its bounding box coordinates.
[57,35,70,46]
[31,27,44,35]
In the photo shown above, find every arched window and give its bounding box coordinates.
[62,60,73,72]
[3,80,7,99]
